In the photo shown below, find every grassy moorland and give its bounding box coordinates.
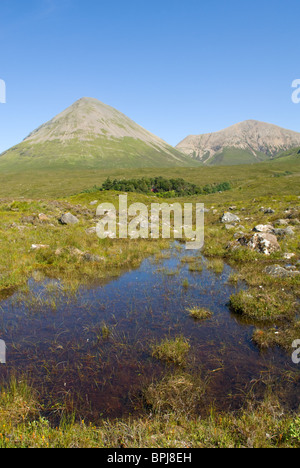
[0,153,298,198]
[0,155,299,448]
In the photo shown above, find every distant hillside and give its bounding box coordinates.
[0,98,197,170]
[176,120,300,165]
[272,146,300,162]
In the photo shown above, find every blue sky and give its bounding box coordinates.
[0,0,300,153]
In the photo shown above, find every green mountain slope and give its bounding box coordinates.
[272,146,300,163]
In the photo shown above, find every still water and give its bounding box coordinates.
[0,244,298,422]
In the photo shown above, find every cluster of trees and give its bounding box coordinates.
[98,177,231,197]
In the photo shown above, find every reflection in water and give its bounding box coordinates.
[0,243,299,422]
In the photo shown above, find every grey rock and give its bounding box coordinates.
[264,208,275,214]
[85,227,97,235]
[253,224,274,233]
[221,212,240,224]
[83,253,102,263]
[265,265,300,278]
[59,213,79,225]
[238,232,280,255]
[275,219,289,226]
[273,226,295,238]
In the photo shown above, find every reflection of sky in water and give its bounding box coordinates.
[0,244,299,421]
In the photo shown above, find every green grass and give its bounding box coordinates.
[229,289,296,322]
[186,307,213,321]
[0,153,299,198]
[0,379,299,448]
[151,336,190,366]
[0,136,198,171]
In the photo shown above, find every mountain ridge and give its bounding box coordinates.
[176,120,300,165]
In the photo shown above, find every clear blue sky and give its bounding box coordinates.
[0,0,300,153]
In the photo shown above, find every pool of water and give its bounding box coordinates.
[0,243,299,422]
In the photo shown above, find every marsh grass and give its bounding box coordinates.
[143,372,205,416]
[0,378,299,448]
[229,289,296,322]
[151,336,190,366]
[207,258,225,275]
[187,307,213,321]
[188,261,203,273]
[182,278,190,289]
[252,323,300,350]
[0,197,170,294]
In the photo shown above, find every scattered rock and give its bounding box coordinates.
[38,213,51,223]
[22,215,37,225]
[221,212,240,224]
[264,208,275,214]
[90,200,98,206]
[85,227,97,235]
[82,253,102,263]
[59,213,79,225]
[283,253,296,260]
[237,233,280,255]
[273,226,295,238]
[253,224,274,233]
[264,265,300,278]
[70,248,85,257]
[31,244,50,251]
[275,219,289,226]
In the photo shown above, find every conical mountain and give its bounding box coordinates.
[0,98,196,169]
[176,120,300,165]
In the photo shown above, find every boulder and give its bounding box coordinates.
[221,212,240,224]
[274,219,289,226]
[253,224,274,233]
[237,232,280,255]
[273,226,295,238]
[59,213,79,225]
[264,265,300,278]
